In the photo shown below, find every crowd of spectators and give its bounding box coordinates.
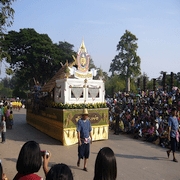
[107,88,180,149]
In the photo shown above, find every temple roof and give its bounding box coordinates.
[41,63,67,92]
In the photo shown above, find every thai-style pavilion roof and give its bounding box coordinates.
[41,63,68,92]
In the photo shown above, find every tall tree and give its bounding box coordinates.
[2,28,76,91]
[109,30,141,92]
[55,41,76,63]
[0,0,15,61]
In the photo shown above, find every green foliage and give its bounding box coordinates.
[105,75,125,97]
[0,77,14,98]
[0,0,15,31]
[89,58,96,70]
[130,79,138,93]
[12,88,27,99]
[146,79,153,91]
[94,68,108,80]
[109,30,141,91]
[0,0,15,61]
[55,41,76,64]
[105,74,138,97]
[110,30,141,77]
[2,28,76,91]
[0,86,12,98]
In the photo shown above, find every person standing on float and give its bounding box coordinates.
[77,108,92,172]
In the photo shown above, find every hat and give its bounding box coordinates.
[82,108,88,115]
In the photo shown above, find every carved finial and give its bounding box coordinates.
[60,62,64,66]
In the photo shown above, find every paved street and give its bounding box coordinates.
[0,108,180,180]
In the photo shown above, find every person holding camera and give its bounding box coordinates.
[13,141,51,180]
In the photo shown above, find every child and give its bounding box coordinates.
[5,106,10,129]
[1,116,6,143]
[9,110,13,129]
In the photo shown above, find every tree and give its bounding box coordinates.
[0,77,13,98]
[0,0,15,61]
[55,41,76,64]
[105,75,125,97]
[89,58,96,70]
[94,67,109,81]
[109,30,141,92]
[176,72,180,83]
[2,28,76,91]
[0,0,15,32]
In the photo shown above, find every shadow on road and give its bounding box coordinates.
[7,110,62,146]
[115,153,167,161]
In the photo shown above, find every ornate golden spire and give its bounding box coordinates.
[78,39,87,53]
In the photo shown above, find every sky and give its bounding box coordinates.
[2,0,180,79]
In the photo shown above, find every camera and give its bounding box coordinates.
[41,150,49,158]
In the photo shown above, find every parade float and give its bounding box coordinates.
[26,40,109,146]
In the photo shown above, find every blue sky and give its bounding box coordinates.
[2,0,180,79]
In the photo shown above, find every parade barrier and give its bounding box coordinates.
[26,107,109,146]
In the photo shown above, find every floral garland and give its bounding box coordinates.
[50,101,107,109]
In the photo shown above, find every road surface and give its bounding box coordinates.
[0,109,180,180]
